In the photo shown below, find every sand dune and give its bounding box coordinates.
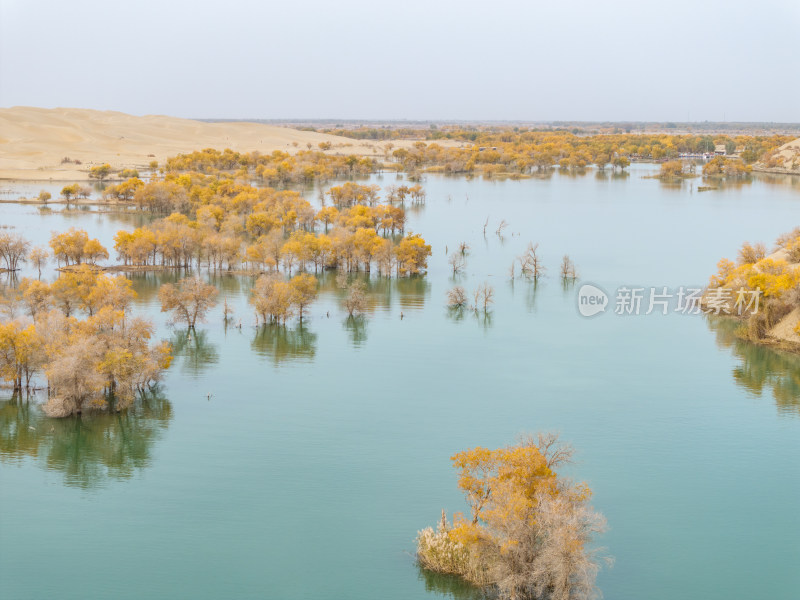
[755,137,800,174]
[767,248,800,345]
[0,107,412,180]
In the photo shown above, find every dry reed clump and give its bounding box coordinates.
[416,511,489,585]
[743,298,793,341]
[42,396,72,418]
[747,313,768,340]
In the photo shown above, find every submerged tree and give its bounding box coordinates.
[250,274,295,325]
[289,273,318,322]
[28,246,49,278]
[560,255,577,280]
[0,320,40,390]
[158,277,218,329]
[447,286,468,309]
[0,232,30,272]
[519,243,545,280]
[473,282,494,313]
[0,300,171,416]
[250,272,322,324]
[395,234,433,276]
[343,280,368,317]
[49,228,107,266]
[222,297,234,324]
[449,252,466,275]
[18,278,51,320]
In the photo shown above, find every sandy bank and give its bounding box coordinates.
[703,248,800,351]
[753,138,800,175]
[0,107,458,181]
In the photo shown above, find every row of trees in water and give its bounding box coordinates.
[40,177,435,277]
[320,124,789,156]
[100,177,433,276]
[446,241,577,315]
[380,135,786,177]
[35,131,792,214]
[158,272,371,329]
[164,147,378,185]
[95,132,789,186]
[657,156,754,180]
[303,128,790,174]
[1,229,108,274]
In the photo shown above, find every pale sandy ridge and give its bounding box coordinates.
[754,137,800,174]
[750,248,800,345]
[0,107,442,180]
[766,250,800,345]
[770,307,800,343]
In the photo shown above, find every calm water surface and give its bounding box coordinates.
[1,165,799,600]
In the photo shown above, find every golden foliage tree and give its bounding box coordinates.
[0,232,30,271]
[417,436,608,600]
[0,271,170,412]
[158,277,218,329]
[395,234,432,276]
[89,163,112,181]
[289,273,318,322]
[342,280,367,317]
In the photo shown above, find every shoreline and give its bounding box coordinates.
[751,166,800,175]
[715,313,800,354]
[57,264,185,273]
[0,197,137,207]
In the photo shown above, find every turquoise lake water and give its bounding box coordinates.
[1,165,799,599]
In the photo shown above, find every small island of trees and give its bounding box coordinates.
[0,266,172,417]
[416,435,609,600]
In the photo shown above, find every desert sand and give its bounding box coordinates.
[754,137,800,174]
[0,107,439,181]
[766,249,800,345]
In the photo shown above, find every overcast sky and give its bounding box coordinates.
[1,0,798,122]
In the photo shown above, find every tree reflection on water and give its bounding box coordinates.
[251,323,317,365]
[170,329,220,376]
[0,389,172,489]
[707,316,800,415]
[417,566,488,600]
[343,315,368,347]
